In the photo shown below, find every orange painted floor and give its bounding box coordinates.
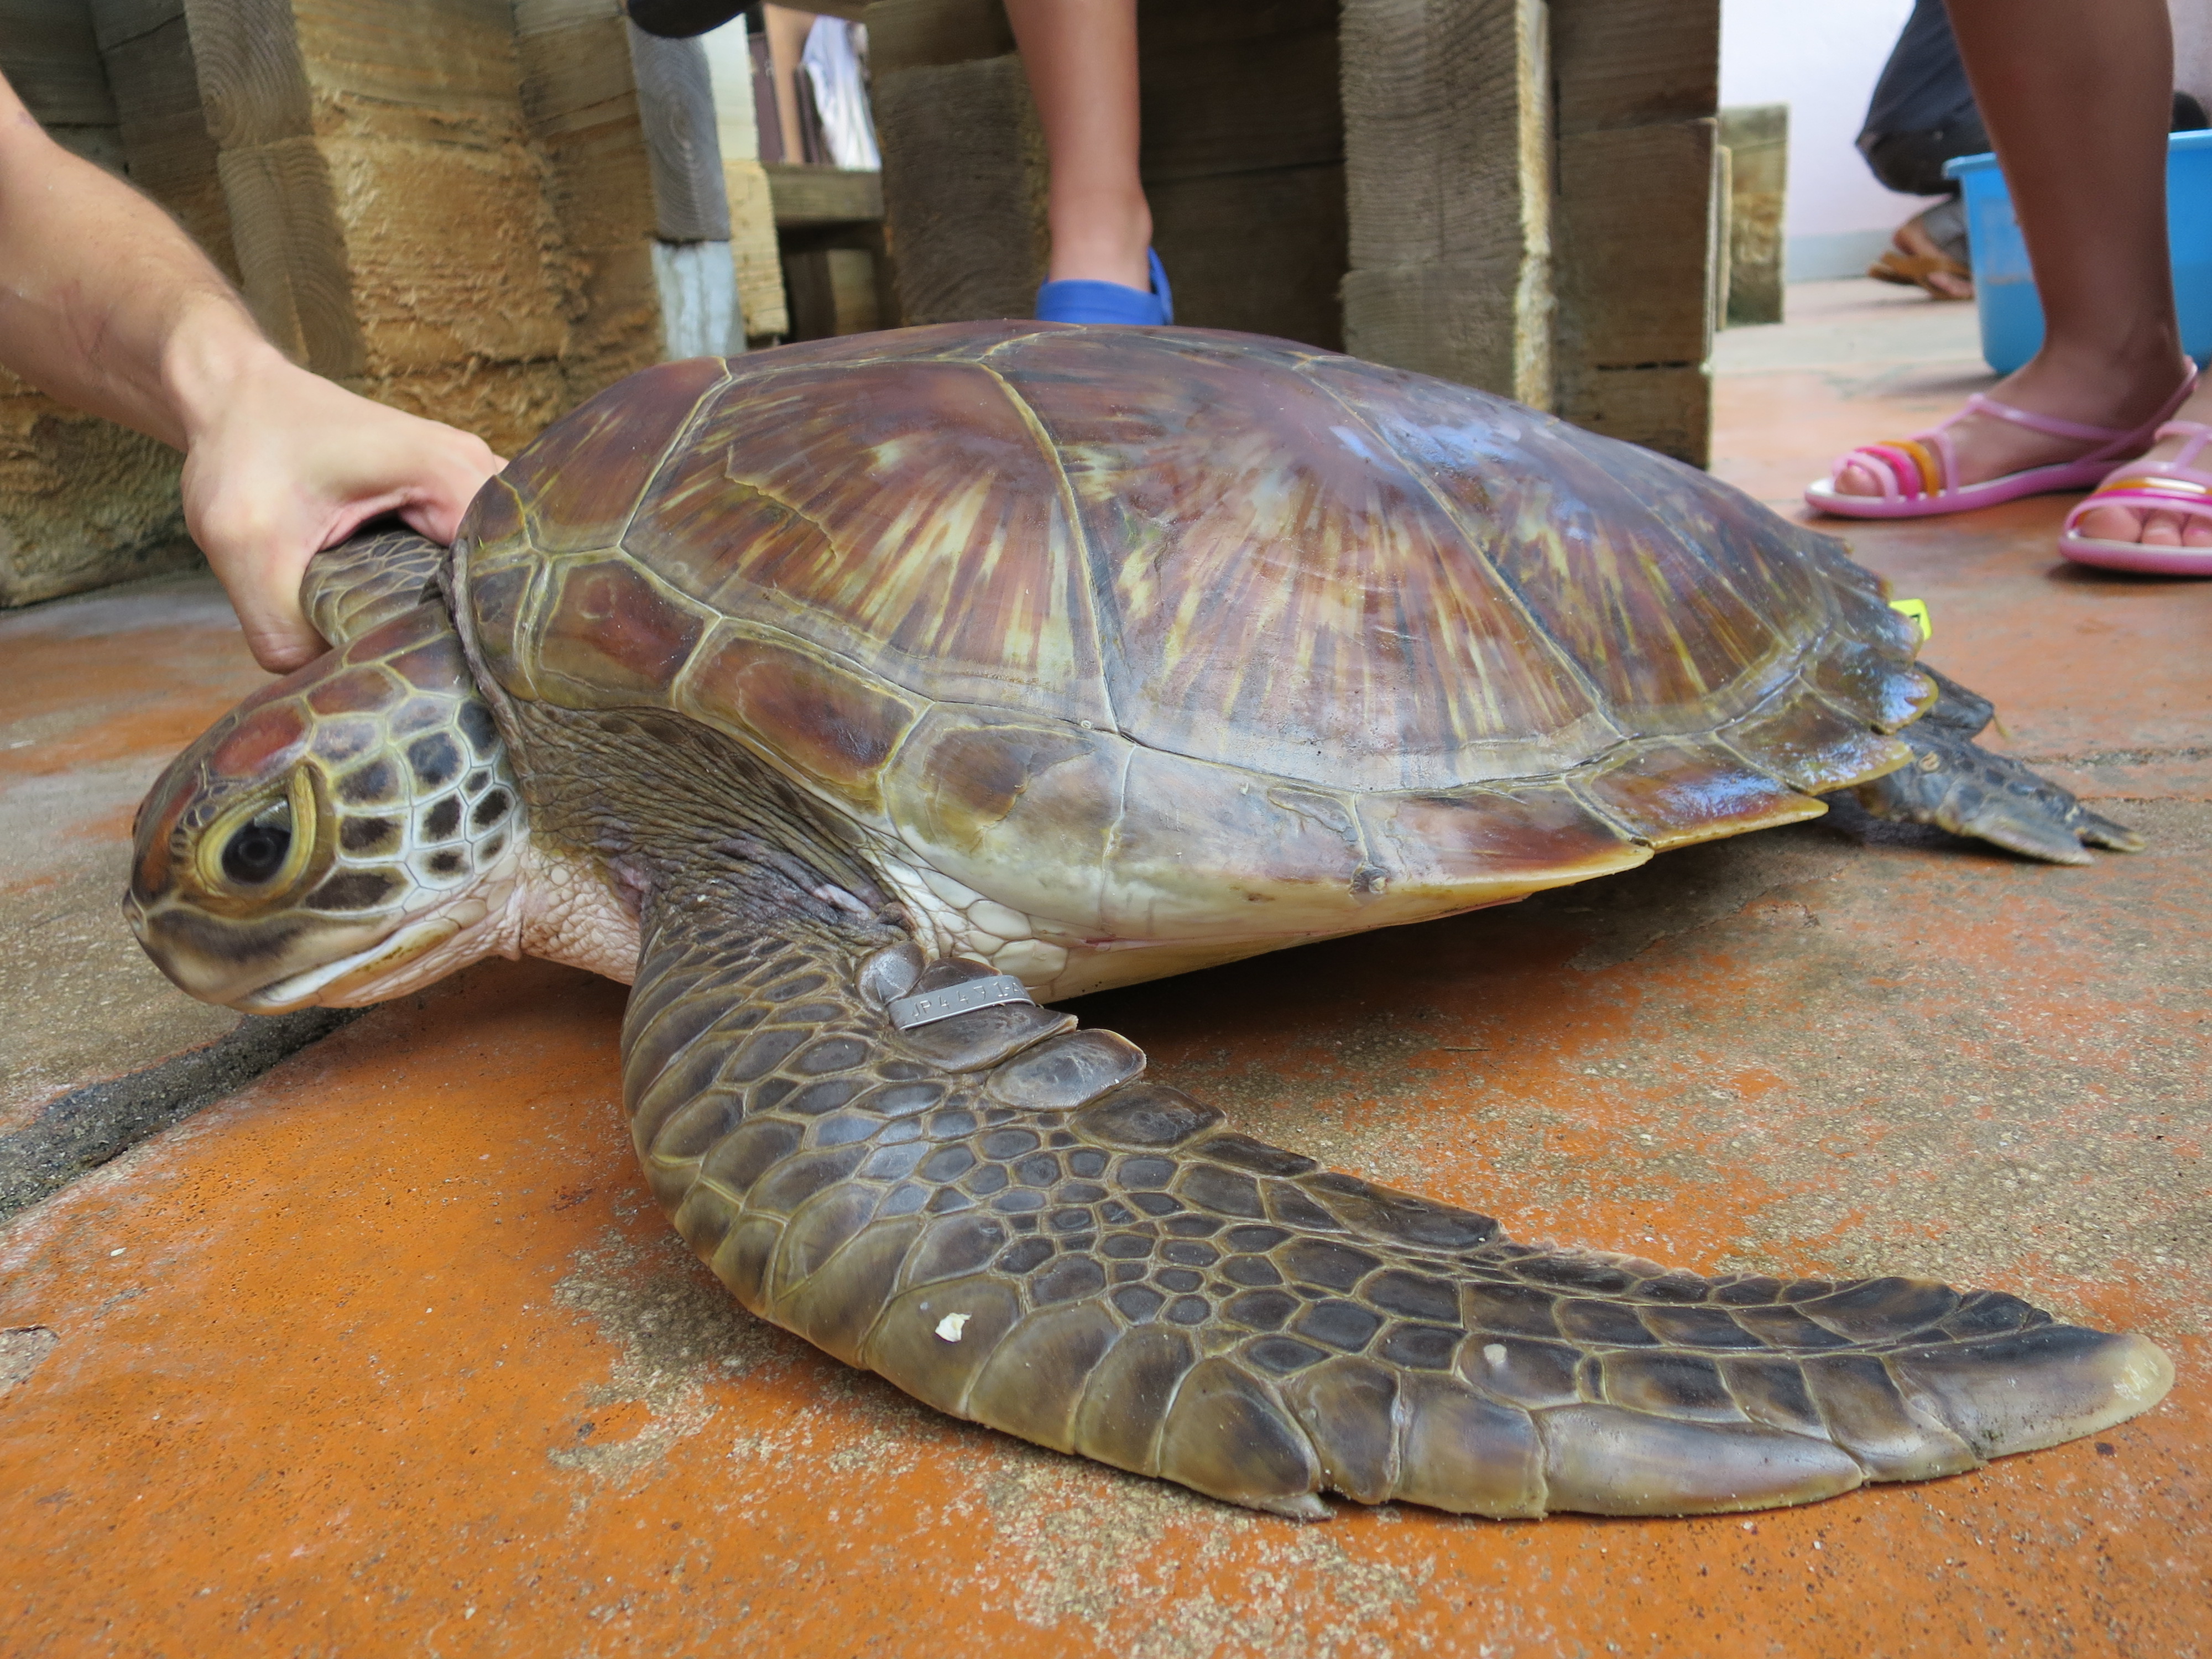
[2,284,2207,1657]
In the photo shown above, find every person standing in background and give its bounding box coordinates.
[1860,0,2205,302]
[1811,0,2212,576]
[632,0,1171,325]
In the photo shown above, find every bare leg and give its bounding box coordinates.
[1834,0,2212,548]
[1005,0,1152,290]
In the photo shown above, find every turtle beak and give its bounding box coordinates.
[127,893,390,1011]
[231,906,478,1013]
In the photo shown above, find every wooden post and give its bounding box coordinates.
[697,19,789,342]
[1327,0,1557,407]
[1720,103,1787,327]
[178,0,584,451]
[1139,0,1345,349]
[868,0,1047,326]
[0,0,197,608]
[1549,0,1722,466]
[629,23,747,358]
[1340,0,1554,407]
[769,164,894,339]
[92,0,237,280]
[1341,0,1719,463]
[512,0,665,398]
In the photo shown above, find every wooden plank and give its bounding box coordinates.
[211,136,363,374]
[177,0,332,365]
[724,157,789,337]
[628,24,730,242]
[0,378,196,607]
[865,0,1014,75]
[95,6,238,279]
[1149,163,1344,349]
[1546,0,1720,466]
[1341,0,1552,407]
[514,0,664,395]
[175,0,603,448]
[1137,0,1339,182]
[1555,120,1717,368]
[87,0,177,50]
[1551,0,1718,135]
[782,245,881,337]
[1342,252,1528,392]
[1552,120,1720,466]
[179,0,311,150]
[1559,363,1710,465]
[1720,102,1786,327]
[0,4,195,609]
[0,0,118,127]
[46,125,126,170]
[873,51,1045,323]
[764,161,883,226]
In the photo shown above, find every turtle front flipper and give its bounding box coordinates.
[300,526,448,649]
[1846,667,2143,864]
[623,906,2173,1520]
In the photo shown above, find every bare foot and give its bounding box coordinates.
[1829,349,2194,502]
[2070,377,2212,547]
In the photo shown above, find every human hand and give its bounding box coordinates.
[174,328,504,672]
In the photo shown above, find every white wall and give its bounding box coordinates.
[2176,0,2212,103]
[1720,0,1938,281]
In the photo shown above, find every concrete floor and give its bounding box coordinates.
[1,282,2205,1656]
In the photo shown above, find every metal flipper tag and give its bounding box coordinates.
[887,973,1036,1031]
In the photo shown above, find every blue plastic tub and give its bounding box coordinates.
[1947,129,2212,375]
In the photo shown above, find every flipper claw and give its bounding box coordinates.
[1846,666,2143,862]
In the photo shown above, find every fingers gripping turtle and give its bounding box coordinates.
[627,892,2172,1519]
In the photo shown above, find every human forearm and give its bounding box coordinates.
[0,69,503,672]
[0,77,272,448]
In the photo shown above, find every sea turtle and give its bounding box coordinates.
[128,323,2170,1520]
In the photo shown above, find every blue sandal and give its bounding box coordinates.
[1035,248,1173,326]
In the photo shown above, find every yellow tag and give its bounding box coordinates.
[1889,597,1932,640]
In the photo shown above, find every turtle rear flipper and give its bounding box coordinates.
[624,893,2172,1519]
[1845,667,2143,864]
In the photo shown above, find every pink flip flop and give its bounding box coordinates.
[1804,372,2198,520]
[2059,420,2212,576]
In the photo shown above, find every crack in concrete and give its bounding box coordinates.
[0,1006,362,1223]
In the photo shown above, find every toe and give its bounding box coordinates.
[1833,460,1884,498]
[2142,508,2186,547]
[2075,501,2146,544]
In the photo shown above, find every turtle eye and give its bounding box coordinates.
[221,802,294,886]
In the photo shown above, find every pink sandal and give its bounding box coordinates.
[2059,420,2212,576]
[1804,373,2198,520]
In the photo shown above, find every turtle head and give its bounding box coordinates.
[127,602,528,1013]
